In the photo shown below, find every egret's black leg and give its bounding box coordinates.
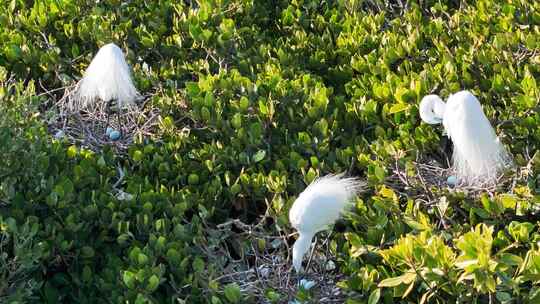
[305,236,318,273]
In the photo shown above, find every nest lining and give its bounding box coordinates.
[198,219,353,303]
[47,83,161,152]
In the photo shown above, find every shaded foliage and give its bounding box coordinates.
[1,0,540,303]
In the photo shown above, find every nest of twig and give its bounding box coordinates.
[47,84,161,152]
[387,155,516,202]
[199,218,351,303]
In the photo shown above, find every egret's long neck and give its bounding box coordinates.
[292,232,314,273]
[420,95,446,125]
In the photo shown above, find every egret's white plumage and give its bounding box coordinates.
[289,173,365,272]
[420,90,513,185]
[73,43,140,110]
[419,95,446,124]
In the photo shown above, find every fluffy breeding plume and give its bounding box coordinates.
[289,173,365,273]
[420,90,513,185]
[73,43,140,110]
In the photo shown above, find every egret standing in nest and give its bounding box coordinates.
[72,43,140,111]
[289,173,365,273]
[420,90,513,186]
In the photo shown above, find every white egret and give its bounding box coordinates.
[73,43,140,110]
[420,90,513,185]
[289,173,365,273]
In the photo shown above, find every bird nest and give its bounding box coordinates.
[387,154,516,201]
[199,219,351,303]
[47,84,161,152]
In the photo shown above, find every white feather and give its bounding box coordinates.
[73,43,140,110]
[419,95,446,124]
[420,90,513,185]
[289,173,365,272]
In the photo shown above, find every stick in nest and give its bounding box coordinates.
[48,84,161,153]
[388,156,517,202]
[200,219,349,303]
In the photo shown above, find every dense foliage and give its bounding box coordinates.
[1,0,540,303]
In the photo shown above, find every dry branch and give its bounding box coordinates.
[47,84,161,153]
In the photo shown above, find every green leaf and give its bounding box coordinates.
[204,91,215,107]
[43,283,60,303]
[252,150,266,163]
[4,217,17,233]
[132,150,143,162]
[496,291,512,303]
[374,165,385,182]
[146,275,160,292]
[378,272,416,287]
[67,145,77,158]
[82,265,92,282]
[368,288,381,304]
[498,253,523,266]
[508,221,534,243]
[185,82,200,97]
[97,156,106,167]
[388,103,408,114]
[193,257,205,273]
[81,246,94,258]
[231,113,242,129]
[224,283,242,303]
[138,253,149,265]
[188,174,200,185]
[499,194,517,209]
[189,23,203,41]
[123,271,136,289]
[265,290,281,302]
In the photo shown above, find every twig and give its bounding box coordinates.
[48,87,162,153]
[202,217,348,303]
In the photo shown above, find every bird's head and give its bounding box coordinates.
[419,94,446,124]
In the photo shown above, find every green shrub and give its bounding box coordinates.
[1,0,540,303]
[0,217,43,303]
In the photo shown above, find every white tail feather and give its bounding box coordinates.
[302,173,365,202]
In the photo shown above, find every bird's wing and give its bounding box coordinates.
[291,188,357,231]
[289,174,364,232]
[290,193,344,233]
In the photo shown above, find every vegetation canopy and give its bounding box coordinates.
[1,0,540,303]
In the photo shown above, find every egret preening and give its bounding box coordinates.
[289,173,365,273]
[420,90,513,185]
[73,43,140,111]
